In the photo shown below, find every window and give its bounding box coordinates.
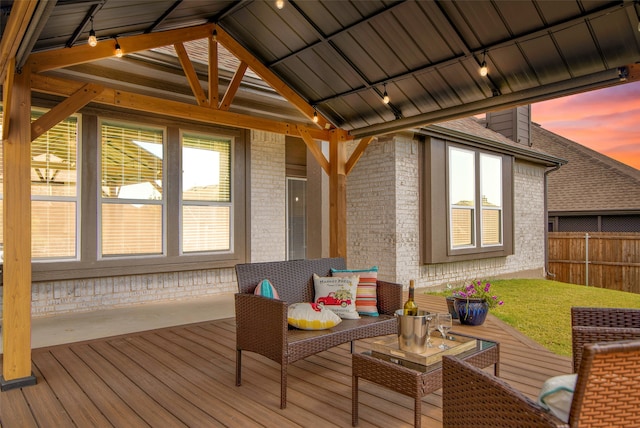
[181,132,232,253]
[0,108,80,261]
[421,138,513,264]
[100,121,164,257]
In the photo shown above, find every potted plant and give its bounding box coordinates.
[452,280,504,326]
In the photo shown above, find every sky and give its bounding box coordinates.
[530,80,640,170]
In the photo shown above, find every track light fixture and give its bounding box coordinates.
[88,16,97,47]
[313,106,319,123]
[479,50,488,77]
[114,38,123,58]
[382,83,390,104]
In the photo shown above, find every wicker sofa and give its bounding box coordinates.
[442,339,640,427]
[234,257,403,409]
[570,306,640,372]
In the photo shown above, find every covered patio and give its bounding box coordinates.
[0,294,572,427]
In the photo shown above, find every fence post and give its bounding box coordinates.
[585,233,589,287]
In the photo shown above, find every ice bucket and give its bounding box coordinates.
[395,309,431,353]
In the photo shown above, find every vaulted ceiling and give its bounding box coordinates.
[2,0,640,138]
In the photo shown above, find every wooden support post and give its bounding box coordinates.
[1,63,36,391]
[329,129,348,259]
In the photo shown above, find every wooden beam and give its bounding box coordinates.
[328,129,349,259]
[219,61,247,111]
[30,73,332,141]
[2,62,35,389]
[31,83,104,140]
[209,37,219,108]
[2,58,15,141]
[298,126,330,175]
[29,23,215,73]
[215,25,334,131]
[0,0,37,83]
[345,136,374,176]
[174,42,208,107]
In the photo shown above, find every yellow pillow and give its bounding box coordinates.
[287,302,342,330]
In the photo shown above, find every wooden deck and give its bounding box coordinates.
[0,294,572,427]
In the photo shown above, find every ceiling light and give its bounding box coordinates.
[313,107,318,123]
[479,50,488,77]
[114,38,123,58]
[276,0,285,9]
[383,83,390,104]
[212,29,217,42]
[88,16,97,47]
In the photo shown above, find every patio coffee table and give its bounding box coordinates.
[352,333,499,428]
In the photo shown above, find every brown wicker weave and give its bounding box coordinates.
[352,336,499,428]
[443,339,640,428]
[571,306,640,372]
[234,257,403,409]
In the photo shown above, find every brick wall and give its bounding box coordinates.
[346,134,547,291]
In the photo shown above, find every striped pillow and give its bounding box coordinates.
[254,279,280,299]
[331,267,379,316]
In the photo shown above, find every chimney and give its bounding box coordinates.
[486,105,532,147]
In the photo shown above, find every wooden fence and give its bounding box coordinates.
[547,232,640,294]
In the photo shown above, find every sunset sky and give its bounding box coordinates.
[531,80,640,170]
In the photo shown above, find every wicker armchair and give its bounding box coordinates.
[234,258,403,409]
[571,306,640,372]
[443,339,640,427]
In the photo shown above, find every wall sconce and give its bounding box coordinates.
[114,38,123,58]
[479,50,488,77]
[382,83,390,104]
[88,16,97,47]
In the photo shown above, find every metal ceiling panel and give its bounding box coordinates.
[4,0,638,137]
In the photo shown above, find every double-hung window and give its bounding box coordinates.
[100,121,164,257]
[181,132,232,253]
[421,138,513,264]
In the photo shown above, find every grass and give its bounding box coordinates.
[424,279,640,356]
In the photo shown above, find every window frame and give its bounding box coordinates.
[421,137,513,264]
[19,104,247,282]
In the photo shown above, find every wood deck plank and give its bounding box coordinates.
[0,295,573,427]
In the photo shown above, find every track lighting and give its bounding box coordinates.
[479,50,488,77]
[382,83,390,104]
[88,16,97,47]
[114,38,123,58]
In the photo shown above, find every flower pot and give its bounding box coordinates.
[454,297,489,326]
[446,296,459,319]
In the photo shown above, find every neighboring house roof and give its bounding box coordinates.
[530,123,640,213]
[420,117,565,167]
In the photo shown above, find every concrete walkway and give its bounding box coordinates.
[0,293,235,353]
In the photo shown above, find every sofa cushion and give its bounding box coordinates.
[332,266,379,316]
[287,302,342,330]
[313,274,360,319]
[537,373,577,423]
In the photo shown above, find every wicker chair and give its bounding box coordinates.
[443,339,640,427]
[234,257,403,409]
[571,306,640,372]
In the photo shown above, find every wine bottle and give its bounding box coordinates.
[403,279,418,315]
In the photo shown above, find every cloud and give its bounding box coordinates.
[532,81,640,169]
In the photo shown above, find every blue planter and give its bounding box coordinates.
[446,296,459,319]
[454,298,489,326]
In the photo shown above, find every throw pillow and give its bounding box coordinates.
[331,266,379,316]
[537,373,577,423]
[253,279,279,299]
[287,302,342,330]
[313,273,360,319]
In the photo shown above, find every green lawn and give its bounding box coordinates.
[425,279,640,356]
